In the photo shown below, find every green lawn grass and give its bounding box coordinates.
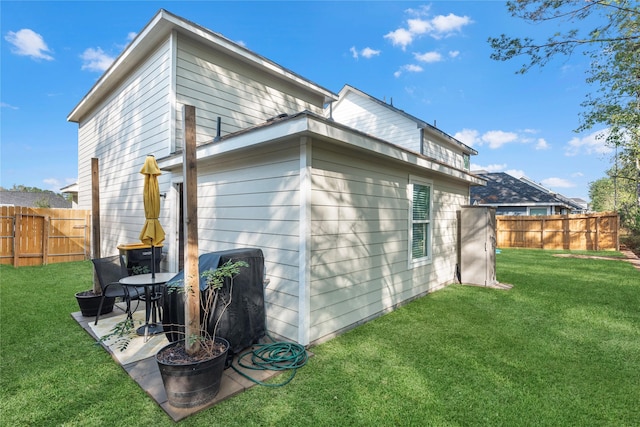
[1,249,638,426]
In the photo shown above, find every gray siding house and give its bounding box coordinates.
[67,9,484,346]
[470,172,585,215]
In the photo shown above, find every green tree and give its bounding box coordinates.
[590,149,640,231]
[488,1,640,154]
[490,0,640,231]
[589,177,615,212]
[33,197,51,208]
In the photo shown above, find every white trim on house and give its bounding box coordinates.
[408,175,434,268]
[298,137,311,345]
[169,30,179,153]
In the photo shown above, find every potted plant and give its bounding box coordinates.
[155,259,248,408]
[75,258,117,317]
[75,289,115,317]
[75,257,151,318]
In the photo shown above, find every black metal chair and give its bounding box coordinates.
[91,255,142,325]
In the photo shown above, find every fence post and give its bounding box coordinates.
[42,216,50,265]
[13,213,21,267]
[595,216,600,251]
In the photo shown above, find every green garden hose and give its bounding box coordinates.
[230,334,308,387]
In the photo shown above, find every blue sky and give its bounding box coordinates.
[1,1,613,200]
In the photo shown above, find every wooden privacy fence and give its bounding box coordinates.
[496,212,619,251]
[0,206,91,267]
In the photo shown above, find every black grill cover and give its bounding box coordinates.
[162,248,266,358]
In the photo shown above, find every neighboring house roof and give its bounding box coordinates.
[570,197,589,210]
[331,84,478,156]
[0,191,71,208]
[67,9,337,123]
[470,172,581,209]
[60,182,78,194]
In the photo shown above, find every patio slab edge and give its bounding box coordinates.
[71,308,286,422]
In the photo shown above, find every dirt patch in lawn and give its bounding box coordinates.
[553,248,640,271]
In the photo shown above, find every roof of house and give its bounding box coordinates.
[158,110,486,186]
[332,84,478,156]
[67,9,337,123]
[0,191,71,208]
[470,172,581,208]
[60,182,78,194]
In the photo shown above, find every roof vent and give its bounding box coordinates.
[267,113,289,122]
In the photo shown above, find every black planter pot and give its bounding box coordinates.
[156,338,229,408]
[75,291,115,317]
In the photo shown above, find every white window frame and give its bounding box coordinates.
[528,207,548,216]
[408,176,433,267]
[462,153,470,170]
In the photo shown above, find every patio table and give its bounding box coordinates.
[119,272,176,340]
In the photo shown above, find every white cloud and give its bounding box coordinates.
[541,177,575,188]
[448,50,460,58]
[471,163,507,173]
[43,178,62,190]
[361,47,381,58]
[414,51,442,63]
[5,28,53,60]
[535,138,550,150]
[127,32,137,42]
[394,64,424,78]
[405,5,432,16]
[1,102,19,110]
[384,28,414,50]
[505,169,526,179]
[404,64,423,72]
[385,9,472,49]
[407,18,432,35]
[565,129,612,156]
[454,128,479,147]
[481,130,519,149]
[430,13,473,39]
[80,47,115,72]
[351,46,381,59]
[456,127,552,150]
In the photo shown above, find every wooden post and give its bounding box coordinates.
[91,158,101,294]
[614,213,620,251]
[595,215,600,251]
[13,213,21,267]
[183,105,201,355]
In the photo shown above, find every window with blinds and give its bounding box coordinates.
[410,180,432,263]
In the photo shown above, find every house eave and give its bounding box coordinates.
[67,9,337,123]
[158,112,484,186]
[474,202,576,208]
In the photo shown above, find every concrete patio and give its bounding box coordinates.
[72,305,283,422]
